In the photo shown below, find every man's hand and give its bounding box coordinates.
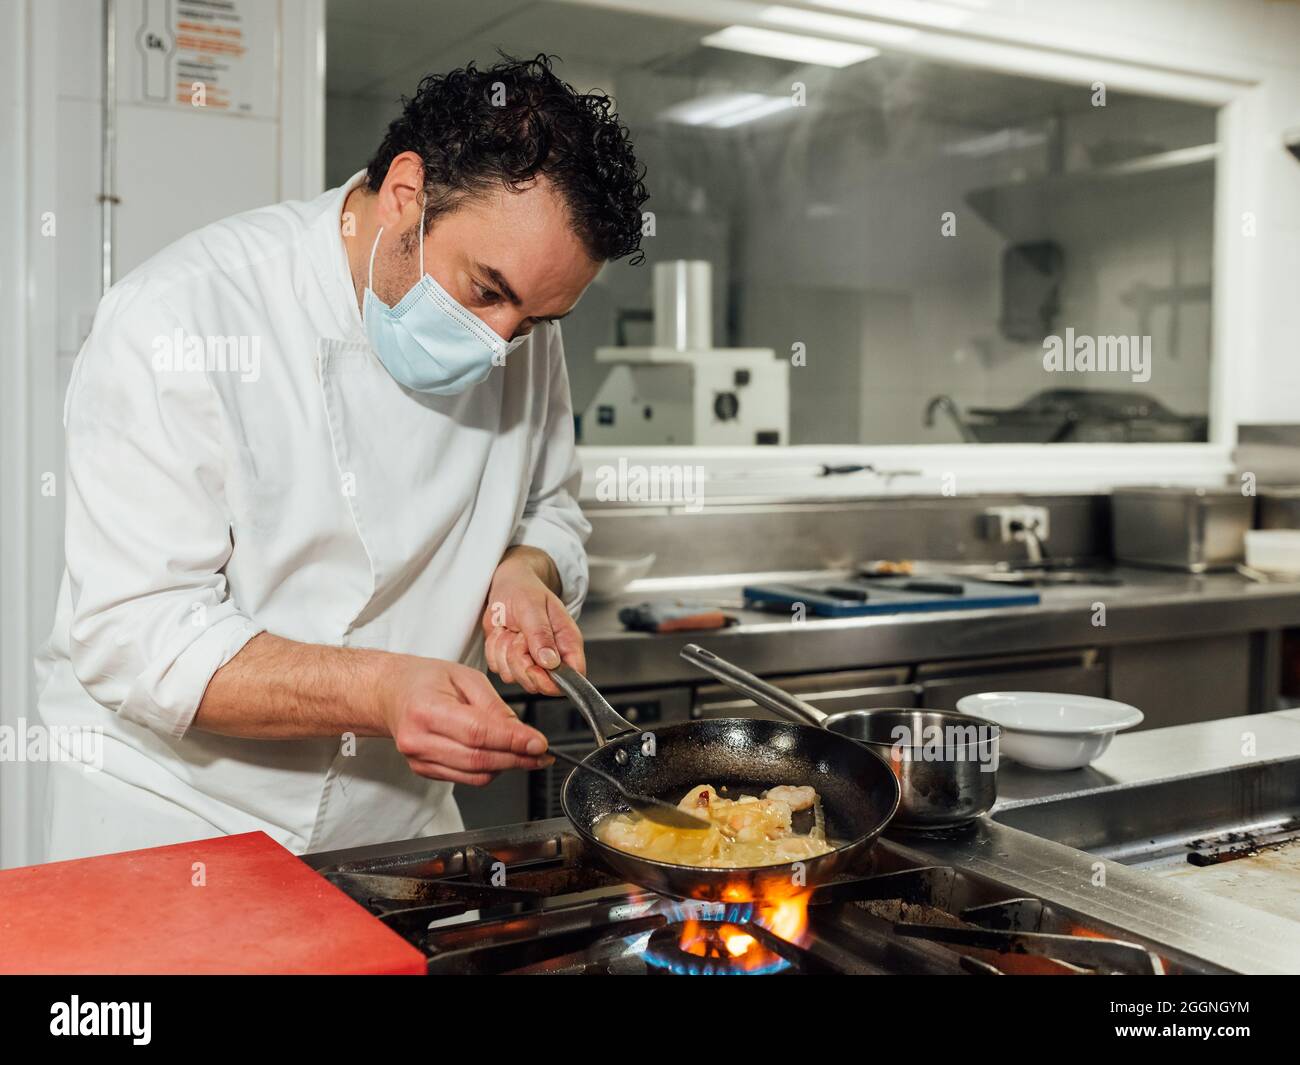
[381,655,552,786]
[483,546,586,696]
[195,634,551,787]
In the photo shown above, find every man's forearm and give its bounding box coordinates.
[194,632,400,739]
[198,549,562,740]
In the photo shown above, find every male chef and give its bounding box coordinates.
[35,55,649,860]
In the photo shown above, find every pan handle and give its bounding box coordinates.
[679,644,829,727]
[549,664,641,746]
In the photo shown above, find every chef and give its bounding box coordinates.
[34,56,648,861]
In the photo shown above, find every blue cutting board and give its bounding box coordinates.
[742,578,1039,617]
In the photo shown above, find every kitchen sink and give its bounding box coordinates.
[964,567,1124,587]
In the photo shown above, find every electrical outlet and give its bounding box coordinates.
[981,505,1050,544]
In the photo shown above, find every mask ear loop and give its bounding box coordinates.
[366,225,384,295]
[417,190,427,278]
[367,191,426,296]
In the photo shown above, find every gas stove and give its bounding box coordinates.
[302,818,1221,975]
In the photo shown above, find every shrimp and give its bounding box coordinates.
[763,784,818,812]
[677,784,719,811]
[714,797,793,842]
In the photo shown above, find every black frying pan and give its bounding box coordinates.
[550,652,900,902]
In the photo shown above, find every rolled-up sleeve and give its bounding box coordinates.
[510,324,591,615]
[63,282,263,738]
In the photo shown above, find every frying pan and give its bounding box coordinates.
[551,661,900,902]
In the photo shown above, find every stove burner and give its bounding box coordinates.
[638,896,812,975]
[646,920,791,976]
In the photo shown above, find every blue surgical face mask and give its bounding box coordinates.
[361,203,526,395]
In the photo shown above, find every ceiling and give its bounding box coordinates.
[324,0,1213,134]
[326,0,710,101]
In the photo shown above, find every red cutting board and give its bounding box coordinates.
[0,831,426,974]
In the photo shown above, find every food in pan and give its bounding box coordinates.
[860,559,914,576]
[594,783,833,868]
[761,784,818,812]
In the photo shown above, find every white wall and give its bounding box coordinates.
[0,0,324,870]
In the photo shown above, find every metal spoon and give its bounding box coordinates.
[544,747,715,832]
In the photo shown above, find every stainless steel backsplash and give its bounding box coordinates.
[584,494,1110,578]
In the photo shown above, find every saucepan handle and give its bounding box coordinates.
[679,644,829,727]
[549,664,641,746]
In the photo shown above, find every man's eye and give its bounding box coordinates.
[474,284,499,304]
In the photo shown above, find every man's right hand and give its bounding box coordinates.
[195,633,550,787]
[380,657,552,786]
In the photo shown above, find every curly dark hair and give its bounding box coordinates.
[365,54,648,264]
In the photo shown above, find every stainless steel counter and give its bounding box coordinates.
[573,566,1300,689]
[994,707,1300,808]
[891,818,1300,974]
[898,710,1300,974]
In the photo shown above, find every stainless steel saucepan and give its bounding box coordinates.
[680,645,1000,829]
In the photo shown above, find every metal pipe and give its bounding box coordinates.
[923,393,975,442]
[100,0,117,294]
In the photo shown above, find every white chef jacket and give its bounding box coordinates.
[34,172,590,862]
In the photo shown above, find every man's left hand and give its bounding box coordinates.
[482,546,586,696]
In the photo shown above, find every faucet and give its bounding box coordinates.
[1009,517,1048,566]
[982,505,1051,567]
[924,394,976,442]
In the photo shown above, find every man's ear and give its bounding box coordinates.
[377,152,425,227]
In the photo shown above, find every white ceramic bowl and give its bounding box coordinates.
[586,554,656,602]
[1245,530,1300,576]
[955,692,1144,771]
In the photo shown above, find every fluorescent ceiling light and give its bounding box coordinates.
[659,91,791,128]
[701,25,879,68]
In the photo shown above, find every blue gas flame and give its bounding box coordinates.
[642,900,791,976]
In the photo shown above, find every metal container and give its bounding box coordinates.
[821,709,1000,830]
[652,260,712,350]
[1110,486,1254,572]
[1259,487,1300,530]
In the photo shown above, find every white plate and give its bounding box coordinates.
[956,692,1144,770]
